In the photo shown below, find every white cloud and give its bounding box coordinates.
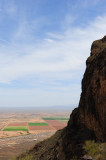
[0,15,106,84]
[0,14,106,107]
[47,33,64,40]
[44,38,54,43]
[72,0,100,9]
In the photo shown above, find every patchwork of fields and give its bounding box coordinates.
[2,117,69,133]
[0,111,70,160]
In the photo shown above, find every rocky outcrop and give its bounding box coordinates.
[78,36,106,141]
[61,36,106,159]
[18,36,106,160]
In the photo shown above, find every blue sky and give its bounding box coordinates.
[0,0,106,108]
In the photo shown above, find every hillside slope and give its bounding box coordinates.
[18,36,106,160]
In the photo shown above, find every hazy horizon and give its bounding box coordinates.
[0,104,76,112]
[0,0,106,108]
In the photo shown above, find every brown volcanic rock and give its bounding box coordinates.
[78,36,106,141]
[62,36,106,159]
[18,36,106,160]
[68,35,106,141]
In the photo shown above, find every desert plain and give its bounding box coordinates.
[0,108,70,160]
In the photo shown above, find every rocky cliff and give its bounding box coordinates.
[62,35,106,159]
[18,36,106,160]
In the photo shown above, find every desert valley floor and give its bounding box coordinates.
[0,109,70,160]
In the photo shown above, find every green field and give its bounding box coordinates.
[42,117,69,120]
[28,123,48,126]
[59,120,68,123]
[3,126,28,131]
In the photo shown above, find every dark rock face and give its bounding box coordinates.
[78,37,106,141]
[68,35,106,141]
[61,36,106,159]
[19,36,106,160]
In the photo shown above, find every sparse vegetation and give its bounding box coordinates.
[83,140,106,160]
[13,154,34,160]
[70,156,78,160]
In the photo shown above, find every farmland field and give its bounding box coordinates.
[28,123,48,126]
[8,122,28,126]
[44,120,67,130]
[29,126,54,130]
[59,120,68,122]
[42,117,69,120]
[3,126,28,131]
[0,109,70,160]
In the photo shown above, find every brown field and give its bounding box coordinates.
[45,120,67,130]
[29,126,54,130]
[0,131,28,139]
[0,109,70,160]
[45,120,67,126]
[8,122,28,126]
[53,125,67,130]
